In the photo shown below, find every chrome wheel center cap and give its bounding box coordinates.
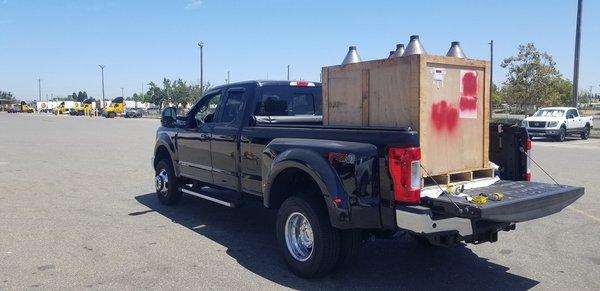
[155,169,168,194]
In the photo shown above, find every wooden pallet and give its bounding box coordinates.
[422,168,494,188]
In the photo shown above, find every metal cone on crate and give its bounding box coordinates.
[391,43,405,58]
[403,35,427,56]
[446,41,467,58]
[341,46,362,65]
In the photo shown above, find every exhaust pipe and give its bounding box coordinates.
[391,43,405,58]
[446,41,467,58]
[403,35,427,56]
[341,46,362,65]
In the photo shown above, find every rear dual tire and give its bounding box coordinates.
[276,195,362,278]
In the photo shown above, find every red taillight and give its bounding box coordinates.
[524,138,532,181]
[388,147,421,204]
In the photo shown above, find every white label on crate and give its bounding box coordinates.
[431,68,446,88]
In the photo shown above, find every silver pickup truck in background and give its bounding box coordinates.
[522,107,593,141]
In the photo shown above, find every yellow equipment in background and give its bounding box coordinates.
[70,98,94,116]
[19,101,35,113]
[102,97,125,118]
[8,101,35,113]
[53,102,68,115]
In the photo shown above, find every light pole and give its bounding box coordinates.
[99,65,106,106]
[197,42,204,94]
[287,65,290,80]
[226,71,230,84]
[489,40,493,118]
[37,78,42,102]
[121,87,124,98]
[488,40,493,88]
[572,0,583,106]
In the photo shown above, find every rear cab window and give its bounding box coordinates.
[254,85,322,116]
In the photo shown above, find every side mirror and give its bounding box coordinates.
[161,107,177,127]
[566,114,573,119]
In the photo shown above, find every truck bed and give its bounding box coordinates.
[422,181,584,222]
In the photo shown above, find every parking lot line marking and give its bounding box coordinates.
[568,206,600,223]
[534,140,600,147]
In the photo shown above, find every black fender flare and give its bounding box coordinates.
[154,132,179,176]
[263,148,349,228]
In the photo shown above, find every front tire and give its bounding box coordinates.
[581,125,590,140]
[557,127,566,142]
[276,195,340,278]
[155,159,182,205]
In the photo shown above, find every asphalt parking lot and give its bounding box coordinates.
[1,113,599,290]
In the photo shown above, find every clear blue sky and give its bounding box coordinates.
[1,0,598,101]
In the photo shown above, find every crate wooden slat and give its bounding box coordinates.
[422,168,494,188]
[322,54,491,177]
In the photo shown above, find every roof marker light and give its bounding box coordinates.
[290,81,315,87]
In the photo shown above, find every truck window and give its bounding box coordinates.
[219,91,244,123]
[534,109,564,117]
[255,86,321,116]
[571,109,579,117]
[194,92,222,124]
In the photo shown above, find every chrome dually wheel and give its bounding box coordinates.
[155,169,169,195]
[285,212,314,262]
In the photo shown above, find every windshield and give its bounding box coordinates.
[533,109,564,117]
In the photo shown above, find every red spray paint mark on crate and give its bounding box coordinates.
[459,96,477,111]
[459,71,478,119]
[431,100,459,133]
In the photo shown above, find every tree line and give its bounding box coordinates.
[0,90,16,102]
[493,43,596,112]
[130,78,210,108]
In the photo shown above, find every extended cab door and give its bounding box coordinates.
[565,109,583,132]
[210,88,247,191]
[176,91,223,183]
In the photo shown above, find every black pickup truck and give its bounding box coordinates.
[152,80,584,278]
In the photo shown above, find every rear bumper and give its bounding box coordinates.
[396,206,514,245]
[396,206,473,236]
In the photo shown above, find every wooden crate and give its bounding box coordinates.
[322,54,491,177]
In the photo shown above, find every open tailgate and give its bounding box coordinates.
[421,181,584,223]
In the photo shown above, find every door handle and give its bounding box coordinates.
[200,133,209,140]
